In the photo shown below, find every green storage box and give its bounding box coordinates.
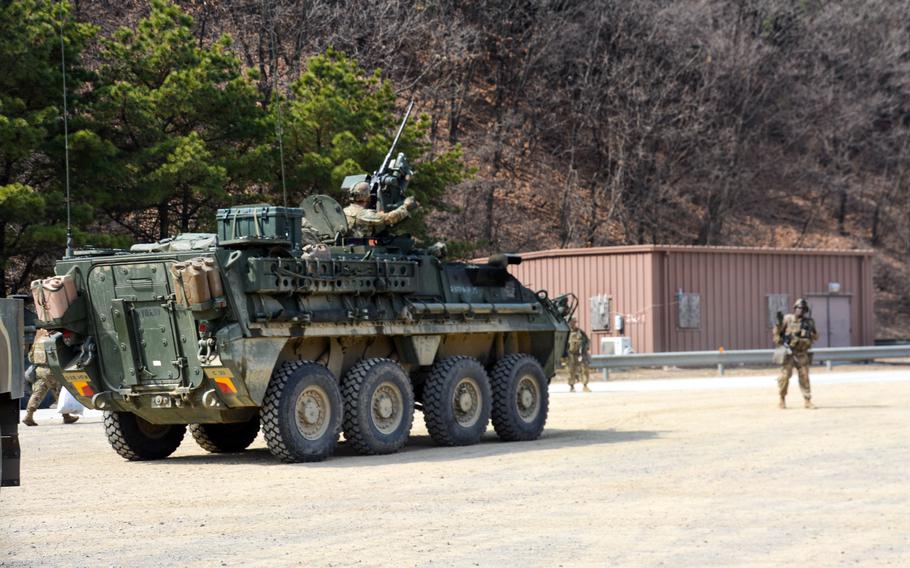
[216,205,303,248]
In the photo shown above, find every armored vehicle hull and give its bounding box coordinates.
[37,205,570,463]
[1,298,25,487]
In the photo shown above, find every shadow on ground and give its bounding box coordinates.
[157,427,662,468]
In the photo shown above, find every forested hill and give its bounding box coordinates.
[3,1,909,336]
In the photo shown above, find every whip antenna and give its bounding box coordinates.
[59,2,73,258]
[266,0,288,209]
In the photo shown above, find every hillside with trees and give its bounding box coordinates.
[2,0,909,337]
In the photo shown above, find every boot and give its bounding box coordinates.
[23,411,37,426]
[778,397,786,409]
[569,385,575,392]
[62,414,80,424]
[804,399,815,409]
[583,385,591,393]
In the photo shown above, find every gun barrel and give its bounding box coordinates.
[379,100,414,173]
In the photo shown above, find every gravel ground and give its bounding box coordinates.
[2,372,908,567]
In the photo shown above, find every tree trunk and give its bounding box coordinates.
[871,201,881,246]
[0,219,6,297]
[837,188,848,236]
[158,199,170,241]
[696,192,723,245]
[181,188,190,233]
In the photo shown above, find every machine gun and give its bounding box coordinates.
[369,101,414,212]
[338,101,415,217]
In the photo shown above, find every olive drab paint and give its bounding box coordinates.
[36,200,572,463]
[1,298,25,487]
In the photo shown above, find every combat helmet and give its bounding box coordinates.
[349,181,370,201]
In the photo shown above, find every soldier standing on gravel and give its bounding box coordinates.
[773,298,819,409]
[567,318,591,392]
[343,181,418,237]
[22,328,79,426]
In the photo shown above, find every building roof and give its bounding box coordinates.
[504,244,875,262]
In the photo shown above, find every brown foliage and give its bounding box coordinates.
[68,0,910,336]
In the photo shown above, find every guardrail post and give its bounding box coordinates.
[717,364,724,376]
[602,369,609,381]
[826,360,833,371]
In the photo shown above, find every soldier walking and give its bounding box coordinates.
[773,298,819,409]
[567,318,591,392]
[22,328,79,426]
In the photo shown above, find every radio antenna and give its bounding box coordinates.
[265,0,288,209]
[59,2,73,258]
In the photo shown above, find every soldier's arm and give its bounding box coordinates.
[772,322,783,346]
[380,203,412,226]
[355,205,409,228]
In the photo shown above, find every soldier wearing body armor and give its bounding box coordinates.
[566,318,591,392]
[343,181,418,238]
[773,298,819,409]
[22,328,79,426]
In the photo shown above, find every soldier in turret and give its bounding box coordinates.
[773,298,819,409]
[343,181,418,237]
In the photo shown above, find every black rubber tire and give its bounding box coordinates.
[423,356,491,446]
[189,414,260,453]
[260,361,343,463]
[341,358,415,455]
[490,353,549,442]
[103,411,186,461]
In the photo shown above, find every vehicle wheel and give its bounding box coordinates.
[490,353,549,441]
[423,356,491,446]
[341,358,414,455]
[260,361,343,463]
[103,411,186,461]
[189,414,260,453]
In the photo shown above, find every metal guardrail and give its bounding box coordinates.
[591,345,910,379]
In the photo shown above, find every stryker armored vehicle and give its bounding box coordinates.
[34,127,573,462]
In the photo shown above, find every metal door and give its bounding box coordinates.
[806,295,851,348]
[89,262,189,388]
[807,296,829,347]
[828,296,851,347]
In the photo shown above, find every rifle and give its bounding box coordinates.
[369,101,415,212]
[775,311,792,355]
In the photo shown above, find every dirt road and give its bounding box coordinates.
[2,375,908,567]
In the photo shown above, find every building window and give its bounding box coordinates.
[767,294,789,328]
[678,293,701,329]
[590,295,611,330]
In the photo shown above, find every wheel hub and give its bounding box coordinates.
[295,385,330,440]
[371,382,403,434]
[516,375,540,421]
[303,398,321,424]
[520,388,534,409]
[453,378,481,427]
[458,391,473,412]
[377,394,394,419]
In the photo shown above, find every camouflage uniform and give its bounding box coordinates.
[567,325,591,392]
[772,298,819,409]
[23,329,78,425]
[343,202,412,237]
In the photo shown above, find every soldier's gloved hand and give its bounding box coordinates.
[404,196,418,211]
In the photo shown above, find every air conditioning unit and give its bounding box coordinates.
[600,336,633,355]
